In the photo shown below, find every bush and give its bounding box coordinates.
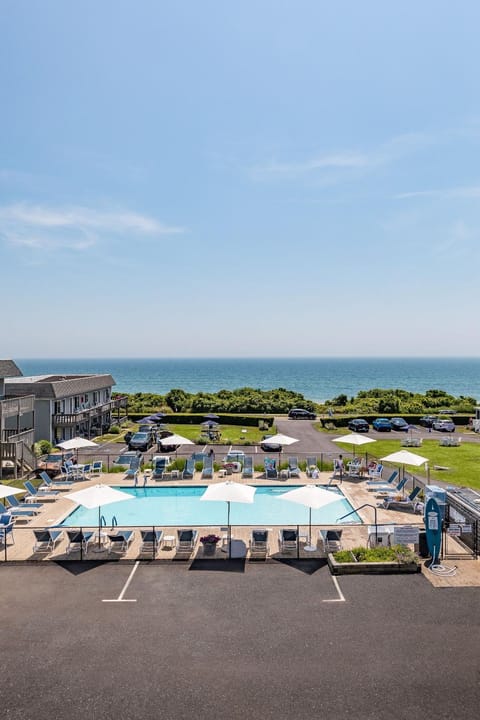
[35,440,52,456]
[333,545,418,564]
[109,425,120,435]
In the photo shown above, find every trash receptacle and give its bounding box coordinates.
[418,530,429,558]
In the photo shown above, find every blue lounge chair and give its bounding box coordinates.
[250,529,269,556]
[242,455,254,479]
[374,477,408,497]
[39,470,74,489]
[7,494,43,511]
[176,529,198,553]
[319,529,343,552]
[366,470,399,487]
[202,455,214,480]
[24,480,59,502]
[1,499,38,518]
[65,530,94,554]
[152,456,168,479]
[32,529,63,553]
[139,529,163,554]
[381,486,422,511]
[182,457,195,480]
[0,514,15,545]
[264,458,278,480]
[306,458,318,477]
[107,530,135,554]
[278,528,298,552]
[288,457,301,478]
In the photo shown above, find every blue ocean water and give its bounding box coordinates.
[17,357,480,402]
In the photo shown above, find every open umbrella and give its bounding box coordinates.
[380,450,428,487]
[65,484,131,551]
[201,421,219,428]
[279,485,339,551]
[0,484,24,501]
[332,433,376,457]
[57,437,98,451]
[159,433,194,446]
[261,433,298,468]
[200,480,256,558]
[204,413,220,421]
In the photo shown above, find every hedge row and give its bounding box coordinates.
[128,413,275,428]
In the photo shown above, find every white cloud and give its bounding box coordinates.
[251,151,370,179]
[0,203,184,252]
[396,186,480,200]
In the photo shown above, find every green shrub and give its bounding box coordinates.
[109,425,120,435]
[35,440,52,456]
[333,545,418,564]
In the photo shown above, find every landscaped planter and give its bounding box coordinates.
[328,554,420,575]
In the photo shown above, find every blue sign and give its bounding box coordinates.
[425,497,442,561]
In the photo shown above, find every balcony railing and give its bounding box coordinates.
[53,397,128,426]
[0,395,35,418]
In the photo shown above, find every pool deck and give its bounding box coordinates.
[2,469,479,586]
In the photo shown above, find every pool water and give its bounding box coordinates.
[60,485,360,527]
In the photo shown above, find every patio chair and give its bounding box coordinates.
[319,529,343,553]
[368,463,383,480]
[82,463,92,478]
[278,528,298,552]
[152,456,168,479]
[306,458,318,477]
[288,457,301,478]
[139,529,163,554]
[242,455,254,479]
[91,461,103,477]
[23,480,59,502]
[1,498,39,518]
[366,470,398,487]
[107,530,135,555]
[202,455,214,480]
[0,514,15,546]
[32,529,63,553]
[249,529,269,557]
[40,470,74,489]
[182,457,195,480]
[65,530,94,554]
[176,529,198,553]
[381,486,422,512]
[264,458,278,480]
[7,494,44,512]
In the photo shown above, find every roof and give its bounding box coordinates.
[0,360,23,379]
[5,373,116,399]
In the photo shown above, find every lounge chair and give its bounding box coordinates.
[182,457,195,480]
[32,529,63,553]
[242,455,254,479]
[107,530,135,554]
[139,529,163,554]
[152,456,168,479]
[65,530,94,554]
[319,529,343,553]
[250,529,269,556]
[366,470,399,487]
[374,477,408,497]
[7,494,44,511]
[1,499,39,518]
[288,457,301,478]
[39,470,74,489]
[381,486,422,512]
[306,458,318,477]
[176,529,198,553]
[23,480,59,502]
[0,514,15,545]
[202,455,214,480]
[125,457,141,480]
[264,458,278,480]
[278,528,298,552]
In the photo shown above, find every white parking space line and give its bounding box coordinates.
[323,574,346,603]
[102,561,139,603]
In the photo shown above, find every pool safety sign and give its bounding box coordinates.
[392,526,419,545]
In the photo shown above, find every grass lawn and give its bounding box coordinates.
[97,423,268,445]
[335,437,480,490]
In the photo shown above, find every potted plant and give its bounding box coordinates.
[200,534,221,556]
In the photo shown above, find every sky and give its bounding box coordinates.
[1,1,480,358]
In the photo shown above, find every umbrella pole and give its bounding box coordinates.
[98,506,102,550]
[227,501,231,560]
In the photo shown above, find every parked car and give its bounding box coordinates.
[128,432,154,452]
[372,418,392,432]
[36,450,75,478]
[347,418,370,433]
[288,408,317,420]
[260,435,282,452]
[223,451,246,463]
[432,418,456,432]
[113,451,140,469]
[419,415,437,428]
[390,417,409,432]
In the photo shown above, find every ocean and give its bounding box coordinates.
[16,357,480,402]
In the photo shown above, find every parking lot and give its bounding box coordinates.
[2,561,479,720]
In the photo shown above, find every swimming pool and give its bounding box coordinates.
[60,485,360,527]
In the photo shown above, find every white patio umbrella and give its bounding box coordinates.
[57,437,98,451]
[380,450,428,485]
[200,481,256,558]
[159,433,194,446]
[0,483,24,501]
[65,484,131,551]
[279,485,339,552]
[332,433,376,456]
[262,433,298,446]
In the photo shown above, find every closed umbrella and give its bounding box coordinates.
[65,484,131,551]
[279,485,339,551]
[201,481,256,558]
